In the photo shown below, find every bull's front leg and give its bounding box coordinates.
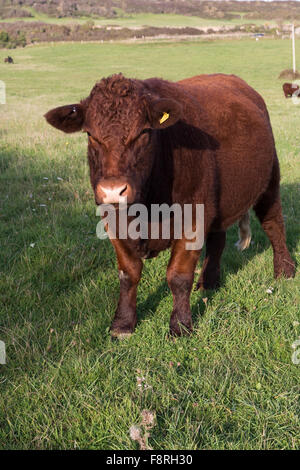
[110,240,143,338]
[167,239,200,336]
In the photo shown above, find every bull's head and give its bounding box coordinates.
[45,74,182,205]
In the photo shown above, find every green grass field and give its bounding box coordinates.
[1,10,276,28]
[0,38,299,450]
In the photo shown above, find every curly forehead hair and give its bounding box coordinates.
[89,73,137,100]
[84,74,146,132]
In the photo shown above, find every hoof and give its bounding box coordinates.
[196,277,220,290]
[274,257,296,279]
[169,321,193,337]
[110,329,133,340]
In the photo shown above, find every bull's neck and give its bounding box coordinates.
[144,130,174,207]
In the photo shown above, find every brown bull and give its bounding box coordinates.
[282,82,300,98]
[45,73,295,337]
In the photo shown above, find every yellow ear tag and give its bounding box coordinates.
[159,112,169,124]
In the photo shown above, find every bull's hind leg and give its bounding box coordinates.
[254,160,295,279]
[196,231,226,290]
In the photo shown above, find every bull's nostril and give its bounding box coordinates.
[119,185,127,196]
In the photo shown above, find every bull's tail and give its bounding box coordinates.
[235,211,251,251]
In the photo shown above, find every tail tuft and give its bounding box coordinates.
[235,211,251,251]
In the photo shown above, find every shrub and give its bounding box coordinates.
[278,69,300,80]
[0,31,9,43]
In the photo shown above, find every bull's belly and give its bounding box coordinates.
[214,153,274,230]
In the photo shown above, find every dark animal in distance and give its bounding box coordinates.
[45,73,295,338]
[283,82,299,98]
[4,56,13,64]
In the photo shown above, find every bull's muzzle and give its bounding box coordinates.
[95,178,134,204]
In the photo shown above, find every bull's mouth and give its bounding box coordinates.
[94,190,141,207]
[95,200,137,208]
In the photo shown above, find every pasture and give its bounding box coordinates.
[0,38,299,450]
[0,10,276,27]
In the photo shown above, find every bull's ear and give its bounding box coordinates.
[147,98,182,129]
[44,104,85,133]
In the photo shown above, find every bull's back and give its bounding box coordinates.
[178,74,268,115]
[178,74,276,228]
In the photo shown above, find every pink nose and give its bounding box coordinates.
[96,180,129,204]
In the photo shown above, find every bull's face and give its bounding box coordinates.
[44,75,181,205]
